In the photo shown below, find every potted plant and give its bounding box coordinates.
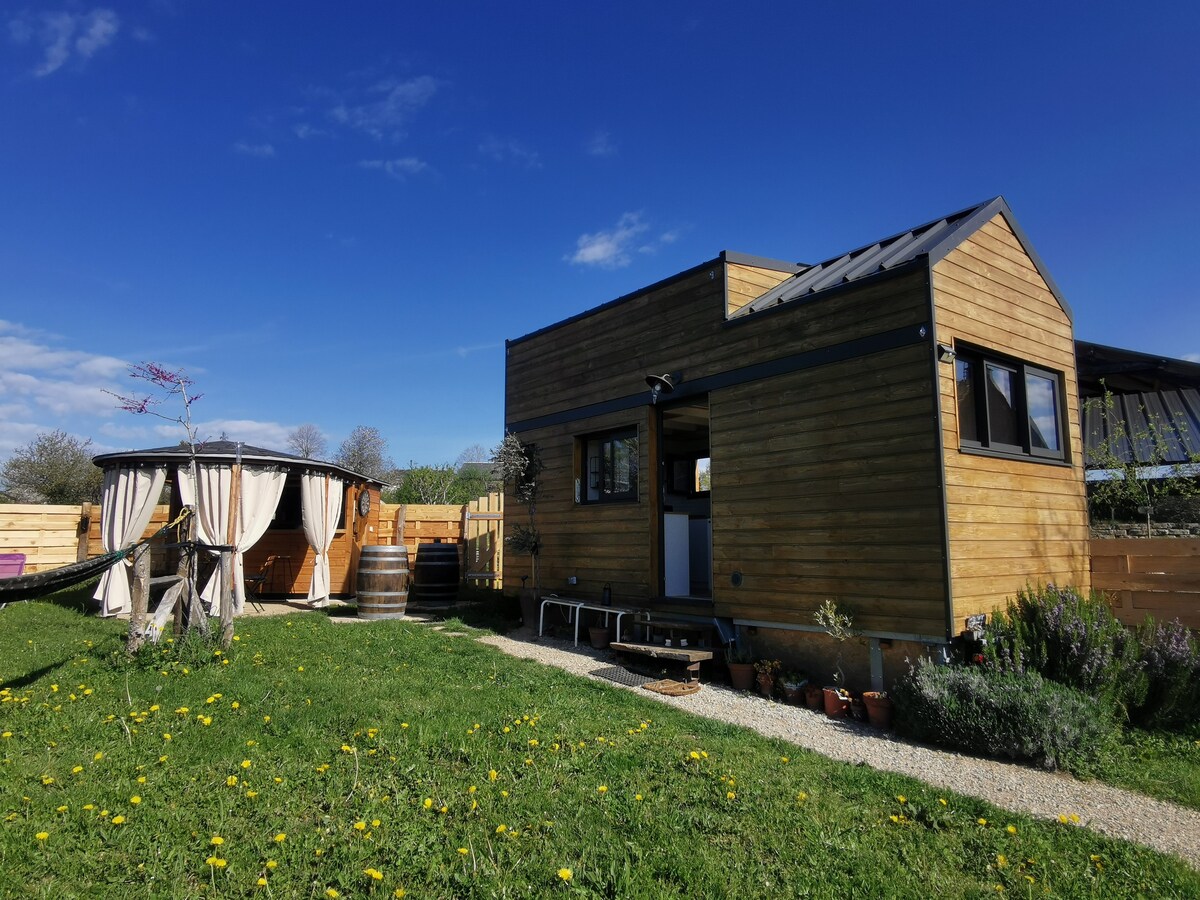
[754,658,782,698]
[494,434,543,629]
[861,690,894,729]
[780,670,808,705]
[724,642,755,691]
[815,599,857,718]
[804,682,824,710]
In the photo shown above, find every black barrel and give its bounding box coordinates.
[356,545,410,619]
[411,542,460,607]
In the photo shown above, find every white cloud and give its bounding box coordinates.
[358,157,428,180]
[328,75,438,141]
[478,135,541,169]
[1184,353,1200,363]
[170,419,292,450]
[567,212,650,269]
[586,130,616,157]
[233,141,276,158]
[8,8,120,77]
[293,122,327,140]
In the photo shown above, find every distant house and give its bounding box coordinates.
[503,197,1090,686]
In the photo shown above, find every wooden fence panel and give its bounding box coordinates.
[1090,538,1200,629]
[0,504,91,573]
[376,495,504,590]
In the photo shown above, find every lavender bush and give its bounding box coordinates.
[892,658,1117,773]
[1133,618,1200,729]
[981,583,1144,714]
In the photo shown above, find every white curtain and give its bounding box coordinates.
[177,462,286,614]
[301,471,344,606]
[93,465,168,616]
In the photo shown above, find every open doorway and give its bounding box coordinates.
[660,399,712,600]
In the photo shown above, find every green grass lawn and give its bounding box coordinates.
[2,599,1198,899]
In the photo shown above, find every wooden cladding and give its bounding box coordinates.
[1090,538,1200,629]
[934,213,1089,627]
[726,261,795,316]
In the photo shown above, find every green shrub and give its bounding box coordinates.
[892,658,1118,773]
[1132,617,1200,729]
[981,583,1143,714]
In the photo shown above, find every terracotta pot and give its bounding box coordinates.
[588,625,611,650]
[804,684,824,710]
[756,673,775,698]
[823,687,850,718]
[727,662,755,691]
[862,691,894,730]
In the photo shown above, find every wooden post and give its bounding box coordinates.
[219,548,234,649]
[126,543,151,654]
[77,502,92,563]
[174,511,193,639]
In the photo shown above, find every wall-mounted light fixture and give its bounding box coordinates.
[936,343,957,364]
[645,372,678,404]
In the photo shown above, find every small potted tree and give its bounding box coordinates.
[815,600,856,718]
[724,641,755,691]
[754,658,782,698]
[493,433,543,628]
[780,669,809,705]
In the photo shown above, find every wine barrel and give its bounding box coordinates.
[411,542,460,607]
[356,545,410,620]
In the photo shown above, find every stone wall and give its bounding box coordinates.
[1090,521,1200,539]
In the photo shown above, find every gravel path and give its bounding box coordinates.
[475,626,1200,869]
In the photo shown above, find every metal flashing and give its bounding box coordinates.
[720,250,806,273]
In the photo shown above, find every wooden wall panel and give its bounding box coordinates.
[933,213,1090,627]
[710,344,948,636]
[726,262,795,316]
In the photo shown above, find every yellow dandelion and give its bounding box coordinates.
[457,848,469,855]
[488,770,498,781]
[727,791,736,800]
[689,751,700,760]
[634,794,643,801]
[324,890,338,899]
[938,798,947,806]
[36,831,49,841]
[780,756,789,763]
[265,859,278,869]
[557,867,573,882]
[597,785,607,794]
[72,766,83,774]
[211,836,224,845]
[364,867,383,881]
[94,751,103,761]
[227,776,239,787]
[256,877,267,886]
[394,890,406,899]
[130,796,141,805]
[978,818,988,826]
[500,790,509,798]
[56,805,68,813]
[897,795,906,804]
[468,785,477,794]
[112,815,126,825]
[241,760,252,769]
[354,821,367,831]
[496,824,507,834]
[207,857,227,869]
[1006,824,1016,835]
[422,798,433,810]
[796,791,808,803]
[997,854,1008,867]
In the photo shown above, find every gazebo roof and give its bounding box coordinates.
[92,440,386,486]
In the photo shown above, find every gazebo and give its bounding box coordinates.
[91,441,385,617]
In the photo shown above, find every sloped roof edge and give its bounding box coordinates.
[92,440,387,486]
[734,196,1072,323]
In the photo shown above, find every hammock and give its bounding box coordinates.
[0,550,129,603]
[0,509,192,605]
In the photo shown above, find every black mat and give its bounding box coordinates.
[589,665,656,687]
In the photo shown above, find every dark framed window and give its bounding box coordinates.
[579,428,639,503]
[268,474,347,530]
[955,346,1065,462]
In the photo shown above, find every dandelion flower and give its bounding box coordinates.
[394,890,406,899]
[324,890,338,899]
[457,848,469,855]
[488,770,498,781]
[938,798,947,806]
[496,824,507,834]
[997,854,1008,867]
[130,796,141,805]
[977,818,988,826]
[72,766,83,774]
[727,791,736,800]
[557,867,573,882]
[897,795,906,804]
[207,857,227,869]
[597,785,607,794]
[689,751,700,760]
[265,859,278,869]
[364,867,383,881]
[36,831,49,841]
[1006,824,1017,835]
[422,798,433,810]
[354,821,367,831]
[241,760,252,769]
[112,815,126,825]
[634,794,643,802]
[256,877,267,887]
[796,791,808,803]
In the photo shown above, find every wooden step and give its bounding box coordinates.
[609,642,713,664]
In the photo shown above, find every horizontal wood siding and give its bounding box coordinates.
[4,503,103,573]
[506,261,946,634]
[933,213,1089,629]
[711,343,948,636]
[503,408,655,602]
[1090,538,1200,629]
[726,262,794,316]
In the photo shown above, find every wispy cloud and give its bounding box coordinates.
[328,75,438,141]
[585,130,616,157]
[8,8,120,77]
[478,135,541,169]
[567,212,650,269]
[233,141,276,158]
[1184,353,1200,363]
[293,122,327,140]
[358,157,428,180]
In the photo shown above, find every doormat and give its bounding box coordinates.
[590,665,656,687]
[643,679,701,697]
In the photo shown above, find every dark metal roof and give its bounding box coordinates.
[1083,388,1200,466]
[733,196,1069,321]
[1077,340,1200,396]
[92,440,386,485]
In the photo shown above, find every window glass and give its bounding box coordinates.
[1026,371,1061,452]
[985,363,1020,447]
[955,358,978,442]
[582,428,638,502]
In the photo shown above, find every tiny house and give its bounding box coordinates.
[503,197,1089,686]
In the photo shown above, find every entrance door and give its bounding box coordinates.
[658,399,712,600]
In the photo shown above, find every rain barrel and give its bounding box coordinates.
[411,542,460,607]
[356,545,410,619]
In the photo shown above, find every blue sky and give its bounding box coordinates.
[2,1,1198,472]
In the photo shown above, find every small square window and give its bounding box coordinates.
[954,345,1066,463]
[579,428,639,503]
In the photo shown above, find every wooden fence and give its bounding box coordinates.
[1090,538,1200,629]
[0,503,96,573]
[377,493,504,589]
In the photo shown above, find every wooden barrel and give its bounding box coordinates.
[411,542,459,607]
[356,545,410,619]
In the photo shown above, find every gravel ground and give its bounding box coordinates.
[475,625,1200,870]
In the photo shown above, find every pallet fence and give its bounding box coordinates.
[1089,538,1200,629]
